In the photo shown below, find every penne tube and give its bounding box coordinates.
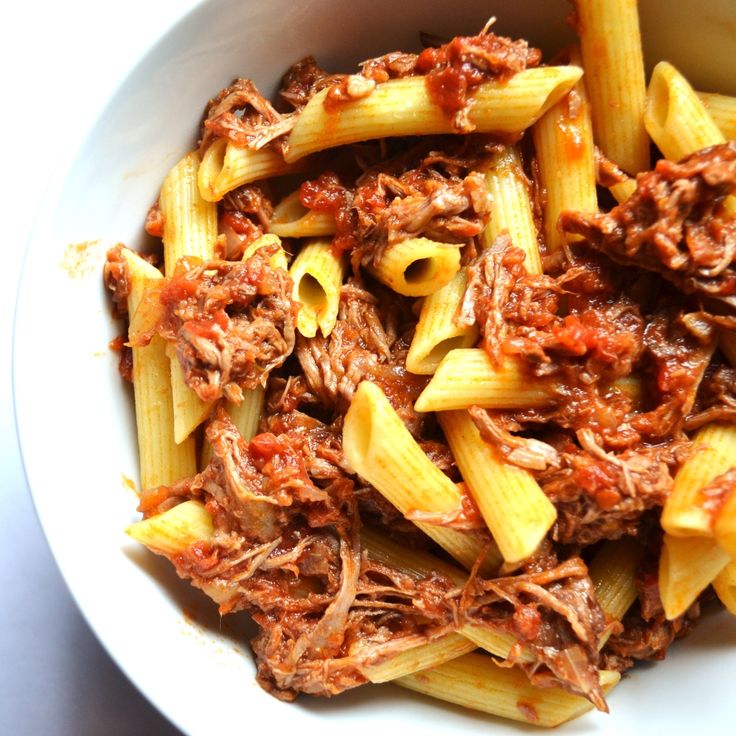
[481,146,542,274]
[662,423,736,537]
[289,239,346,338]
[414,349,555,413]
[160,150,218,273]
[588,536,643,625]
[713,485,736,558]
[197,137,296,202]
[286,67,583,162]
[126,499,214,555]
[160,150,219,443]
[406,270,479,375]
[121,248,196,489]
[575,0,649,175]
[659,534,730,620]
[363,634,477,683]
[242,232,289,271]
[696,91,736,140]
[371,237,462,297]
[396,653,620,727]
[712,562,736,615]
[269,189,337,238]
[439,410,556,564]
[343,381,497,573]
[531,46,597,253]
[645,62,725,162]
[609,178,636,204]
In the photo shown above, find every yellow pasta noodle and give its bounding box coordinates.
[397,653,620,727]
[269,189,337,238]
[532,47,597,253]
[343,380,498,573]
[415,349,555,413]
[662,423,736,537]
[127,499,214,555]
[588,536,643,624]
[363,634,476,684]
[645,62,725,162]
[159,150,219,442]
[405,270,478,375]
[121,249,197,488]
[481,146,542,274]
[371,237,462,297]
[575,0,649,174]
[286,67,583,162]
[609,178,636,204]
[713,562,736,615]
[696,91,736,141]
[289,239,346,338]
[659,534,730,620]
[713,486,736,558]
[439,410,556,564]
[197,137,296,202]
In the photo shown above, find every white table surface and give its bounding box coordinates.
[1,2,198,732]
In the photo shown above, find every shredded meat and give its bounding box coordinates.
[156,244,298,403]
[561,143,736,306]
[299,139,494,262]
[219,183,275,260]
[686,364,736,430]
[200,78,296,155]
[103,245,132,318]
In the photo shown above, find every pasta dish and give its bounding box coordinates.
[103,0,736,726]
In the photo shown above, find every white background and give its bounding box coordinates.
[0,2,197,732]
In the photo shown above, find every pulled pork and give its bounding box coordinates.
[561,143,736,306]
[141,411,609,705]
[157,244,298,403]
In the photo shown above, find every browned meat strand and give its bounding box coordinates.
[103,246,132,318]
[199,78,296,155]
[219,183,275,260]
[295,280,429,436]
[560,143,736,306]
[686,364,736,430]
[157,243,298,403]
[299,140,494,262]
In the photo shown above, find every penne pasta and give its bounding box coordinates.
[414,349,555,413]
[343,380,498,573]
[269,189,337,238]
[575,0,649,174]
[286,67,583,162]
[160,150,218,272]
[662,423,736,537]
[405,270,478,375]
[126,499,214,555]
[371,237,462,297]
[658,534,730,620]
[159,150,218,443]
[696,91,736,141]
[588,536,643,625]
[712,562,736,615]
[289,239,345,338]
[439,410,556,564]
[645,62,725,162]
[397,653,620,727]
[609,178,636,204]
[197,137,296,202]
[713,486,736,558]
[532,46,597,253]
[121,248,197,489]
[363,634,477,684]
[481,146,542,274]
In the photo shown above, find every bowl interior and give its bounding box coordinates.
[14,0,736,734]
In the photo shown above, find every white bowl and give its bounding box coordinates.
[14,0,736,734]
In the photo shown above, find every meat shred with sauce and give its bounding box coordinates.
[103,24,736,719]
